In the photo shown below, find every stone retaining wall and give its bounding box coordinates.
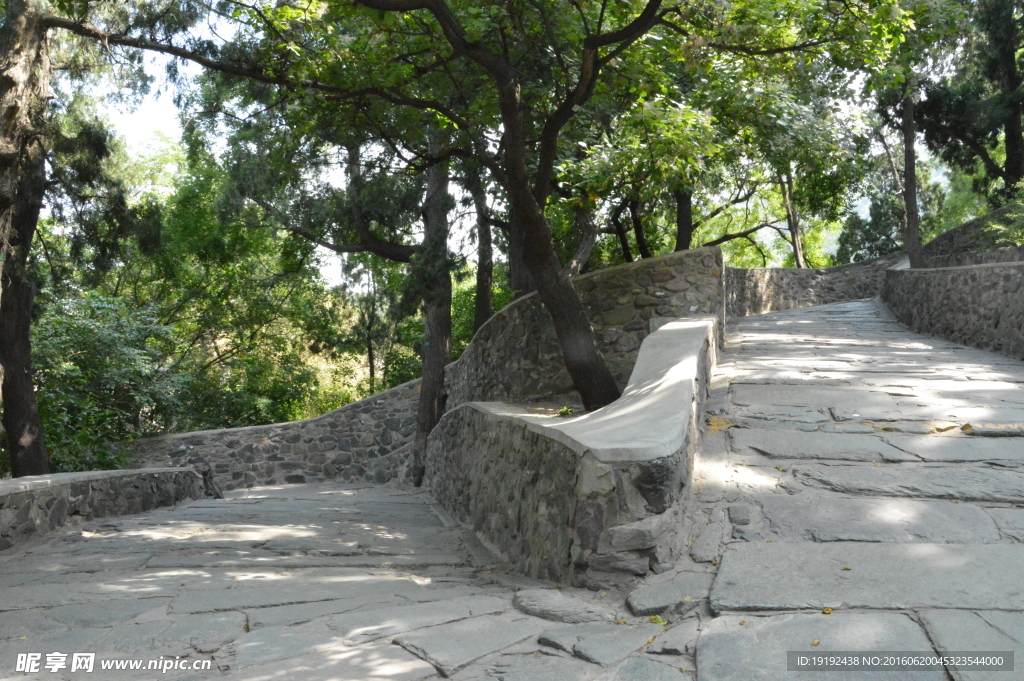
[128,380,420,491]
[726,254,905,318]
[0,468,204,551]
[446,247,724,405]
[426,318,717,586]
[127,249,724,491]
[881,262,1024,361]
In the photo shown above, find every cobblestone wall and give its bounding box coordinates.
[881,262,1024,361]
[0,468,205,550]
[726,254,905,319]
[446,247,724,405]
[128,380,420,491]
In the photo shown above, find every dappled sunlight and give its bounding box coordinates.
[693,458,779,491]
[867,501,921,526]
[227,641,434,680]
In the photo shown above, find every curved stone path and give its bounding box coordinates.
[2,299,1023,680]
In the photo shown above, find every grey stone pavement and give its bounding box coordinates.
[2,299,1024,680]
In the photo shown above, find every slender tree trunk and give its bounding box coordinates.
[902,86,924,268]
[0,0,50,477]
[628,199,652,259]
[410,146,452,487]
[778,173,806,268]
[610,201,634,263]
[464,165,493,332]
[674,188,695,251]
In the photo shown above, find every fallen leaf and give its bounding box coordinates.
[616,620,629,625]
[822,607,833,614]
[712,561,719,566]
[478,570,492,575]
[600,592,607,598]
[650,615,667,625]
[811,640,820,647]
[683,596,692,601]
[776,466,786,472]
[739,620,747,625]
[841,567,851,571]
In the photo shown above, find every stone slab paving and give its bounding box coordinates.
[0,483,694,680]
[657,300,1024,680]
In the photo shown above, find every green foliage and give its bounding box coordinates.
[32,295,177,472]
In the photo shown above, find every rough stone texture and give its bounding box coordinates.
[126,380,420,492]
[919,609,1024,681]
[696,613,945,681]
[512,589,617,623]
[0,468,204,551]
[756,494,1001,543]
[425,319,717,583]
[726,254,904,318]
[393,612,549,677]
[882,261,1024,362]
[447,247,725,405]
[711,542,1024,612]
[626,572,715,616]
[538,622,665,666]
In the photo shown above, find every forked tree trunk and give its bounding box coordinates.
[674,188,695,251]
[610,201,634,263]
[410,148,452,487]
[0,0,51,477]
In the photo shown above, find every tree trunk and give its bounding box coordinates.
[1,141,48,477]
[506,205,535,298]
[779,173,807,268]
[563,203,597,277]
[902,87,924,268]
[410,148,452,487]
[0,0,50,477]
[628,199,653,259]
[674,188,695,251]
[464,165,493,331]
[610,200,634,263]
[991,0,1024,188]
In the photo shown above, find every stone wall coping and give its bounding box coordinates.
[460,317,716,464]
[0,467,198,496]
[893,260,1024,273]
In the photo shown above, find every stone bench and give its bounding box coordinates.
[425,317,717,585]
[0,467,205,551]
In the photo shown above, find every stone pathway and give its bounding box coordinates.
[3,299,1023,680]
[683,299,1024,680]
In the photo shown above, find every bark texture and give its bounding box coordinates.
[410,149,452,487]
[902,90,924,269]
[674,188,695,251]
[0,0,50,476]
